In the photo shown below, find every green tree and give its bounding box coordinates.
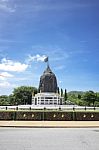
[78,94,81,99]
[61,88,63,97]
[0,95,9,105]
[82,91,97,106]
[64,89,67,104]
[12,86,37,105]
[96,92,99,102]
[8,94,15,105]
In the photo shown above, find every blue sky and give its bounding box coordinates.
[0,0,99,95]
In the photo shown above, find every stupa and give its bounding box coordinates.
[32,57,64,105]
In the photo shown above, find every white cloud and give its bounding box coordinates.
[13,77,27,81]
[0,0,16,13]
[0,39,25,43]
[31,46,70,61]
[55,65,65,71]
[0,0,9,2]
[0,75,5,80]
[27,54,47,63]
[0,72,14,80]
[0,72,14,77]
[59,80,62,84]
[0,81,10,87]
[0,81,16,88]
[0,58,28,72]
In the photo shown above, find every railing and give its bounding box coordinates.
[0,105,99,111]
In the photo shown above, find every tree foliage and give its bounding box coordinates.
[13,86,37,105]
[64,89,67,104]
[0,95,9,105]
[0,89,99,106]
[82,91,97,106]
[78,94,81,99]
[61,88,63,97]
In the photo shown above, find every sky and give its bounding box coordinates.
[0,0,99,95]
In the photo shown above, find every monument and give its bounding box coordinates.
[39,63,57,93]
[32,57,64,105]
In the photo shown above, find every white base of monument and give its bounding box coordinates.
[32,92,64,105]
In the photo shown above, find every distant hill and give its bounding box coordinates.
[68,91,84,95]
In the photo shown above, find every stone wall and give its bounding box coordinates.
[0,111,99,121]
[0,111,14,120]
[16,111,42,121]
[44,111,72,121]
[75,112,99,121]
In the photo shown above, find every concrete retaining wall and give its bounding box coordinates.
[0,111,99,121]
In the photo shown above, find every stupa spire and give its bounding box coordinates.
[39,57,58,93]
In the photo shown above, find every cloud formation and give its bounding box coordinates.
[0,81,16,88]
[0,58,28,72]
[0,72,14,81]
[0,72,14,77]
[0,0,16,13]
[27,54,47,63]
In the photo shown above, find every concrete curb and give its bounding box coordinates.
[0,126,99,128]
[0,121,99,128]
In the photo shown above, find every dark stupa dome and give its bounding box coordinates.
[39,65,58,93]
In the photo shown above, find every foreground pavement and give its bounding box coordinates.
[0,128,99,150]
[0,121,99,128]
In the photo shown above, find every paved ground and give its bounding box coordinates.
[0,128,99,150]
[0,121,99,128]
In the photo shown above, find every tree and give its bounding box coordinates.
[0,95,9,105]
[78,94,81,99]
[82,91,97,106]
[64,89,67,104]
[96,92,99,102]
[12,86,37,105]
[61,88,63,97]
[8,94,15,105]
